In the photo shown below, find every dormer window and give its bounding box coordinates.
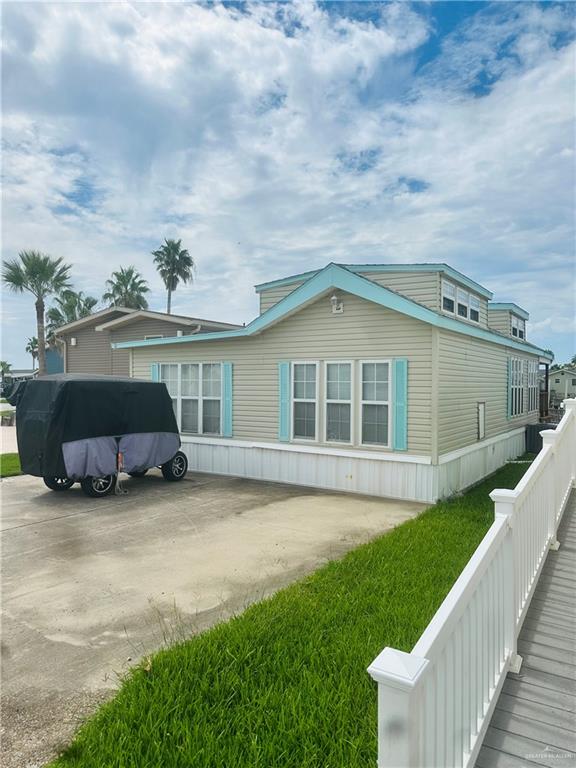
[511,316,525,339]
[442,279,480,323]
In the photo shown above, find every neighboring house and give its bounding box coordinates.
[113,263,552,503]
[55,308,241,376]
[548,366,576,405]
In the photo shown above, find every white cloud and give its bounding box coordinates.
[1,0,574,366]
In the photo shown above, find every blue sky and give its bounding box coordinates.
[2,1,575,367]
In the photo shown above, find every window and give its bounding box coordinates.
[470,295,480,323]
[457,288,469,318]
[160,362,221,435]
[572,379,576,386]
[555,378,560,384]
[442,279,480,323]
[511,316,525,339]
[325,362,352,443]
[292,363,317,440]
[527,360,538,412]
[145,335,163,340]
[442,280,455,313]
[510,358,524,416]
[478,402,486,440]
[361,362,389,445]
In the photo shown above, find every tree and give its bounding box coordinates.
[2,251,71,375]
[25,337,38,369]
[152,238,195,314]
[0,361,12,377]
[102,266,149,310]
[571,354,576,366]
[46,289,98,343]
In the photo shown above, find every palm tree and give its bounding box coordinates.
[152,238,195,314]
[0,361,12,377]
[46,289,98,344]
[102,266,149,310]
[25,337,38,369]
[2,251,71,375]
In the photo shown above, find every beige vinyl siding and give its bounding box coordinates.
[61,311,127,375]
[437,329,538,455]
[358,271,441,312]
[487,309,511,336]
[133,291,434,455]
[259,282,305,314]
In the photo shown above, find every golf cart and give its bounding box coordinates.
[10,374,188,498]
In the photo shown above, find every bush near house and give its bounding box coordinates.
[51,461,531,768]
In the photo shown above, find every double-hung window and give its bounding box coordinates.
[361,362,390,446]
[469,295,480,323]
[527,360,538,412]
[325,362,352,443]
[292,363,317,440]
[510,358,524,417]
[457,288,469,318]
[511,316,525,339]
[442,280,455,313]
[160,362,222,435]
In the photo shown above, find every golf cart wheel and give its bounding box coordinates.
[161,451,188,481]
[43,476,74,492]
[128,469,148,478]
[80,475,117,498]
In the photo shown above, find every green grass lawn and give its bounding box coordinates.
[0,453,21,477]
[51,461,530,768]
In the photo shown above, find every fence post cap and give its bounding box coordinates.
[368,647,429,690]
[540,429,557,445]
[490,488,516,504]
[562,398,576,411]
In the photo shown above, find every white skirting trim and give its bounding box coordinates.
[180,430,527,504]
[436,429,526,499]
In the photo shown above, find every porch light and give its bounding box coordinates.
[330,293,344,314]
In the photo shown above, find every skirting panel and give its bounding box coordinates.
[181,429,526,504]
[181,440,437,503]
[437,430,526,499]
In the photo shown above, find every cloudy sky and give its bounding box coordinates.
[2,0,575,367]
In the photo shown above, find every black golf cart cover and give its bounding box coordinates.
[15,375,180,479]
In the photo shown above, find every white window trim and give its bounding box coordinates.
[291,361,319,442]
[510,358,524,417]
[442,278,481,324]
[511,315,525,340]
[160,362,223,436]
[359,359,391,448]
[324,360,354,446]
[527,360,538,412]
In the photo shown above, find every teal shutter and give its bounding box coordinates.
[278,362,291,442]
[222,362,233,437]
[507,358,512,419]
[151,363,160,382]
[393,358,408,451]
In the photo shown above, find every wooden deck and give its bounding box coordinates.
[476,490,576,767]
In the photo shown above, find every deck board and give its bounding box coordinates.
[476,490,576,766]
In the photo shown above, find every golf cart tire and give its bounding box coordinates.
[128,469,148,478]
[80,475,117,498]
[43,476,75,491]
[161,451,188,481]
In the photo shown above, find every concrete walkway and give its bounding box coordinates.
[1,471,424,768]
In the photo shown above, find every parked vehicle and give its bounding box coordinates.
[9,374,188,497]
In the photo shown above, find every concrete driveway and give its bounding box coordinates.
[1,470,424,768]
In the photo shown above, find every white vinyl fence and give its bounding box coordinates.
[368,399,576,768]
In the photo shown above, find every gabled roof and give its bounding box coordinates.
[113,263,551,360]
[550,366,576,376]
[255,262,494,300]
[55,306,135,334]
[488,302,529,320]
[95,310,241,332]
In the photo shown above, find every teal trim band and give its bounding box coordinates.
[255,262,493,299]
[115,263,550,360]
[393,358,408,451]
[278,362,290,442]
[488,302,530,320]
[151,363,160,382]
[222,362,233,437]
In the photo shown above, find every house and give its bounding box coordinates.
[548,366,576,405]
[54,308,241,376]
[112,263,552,503]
